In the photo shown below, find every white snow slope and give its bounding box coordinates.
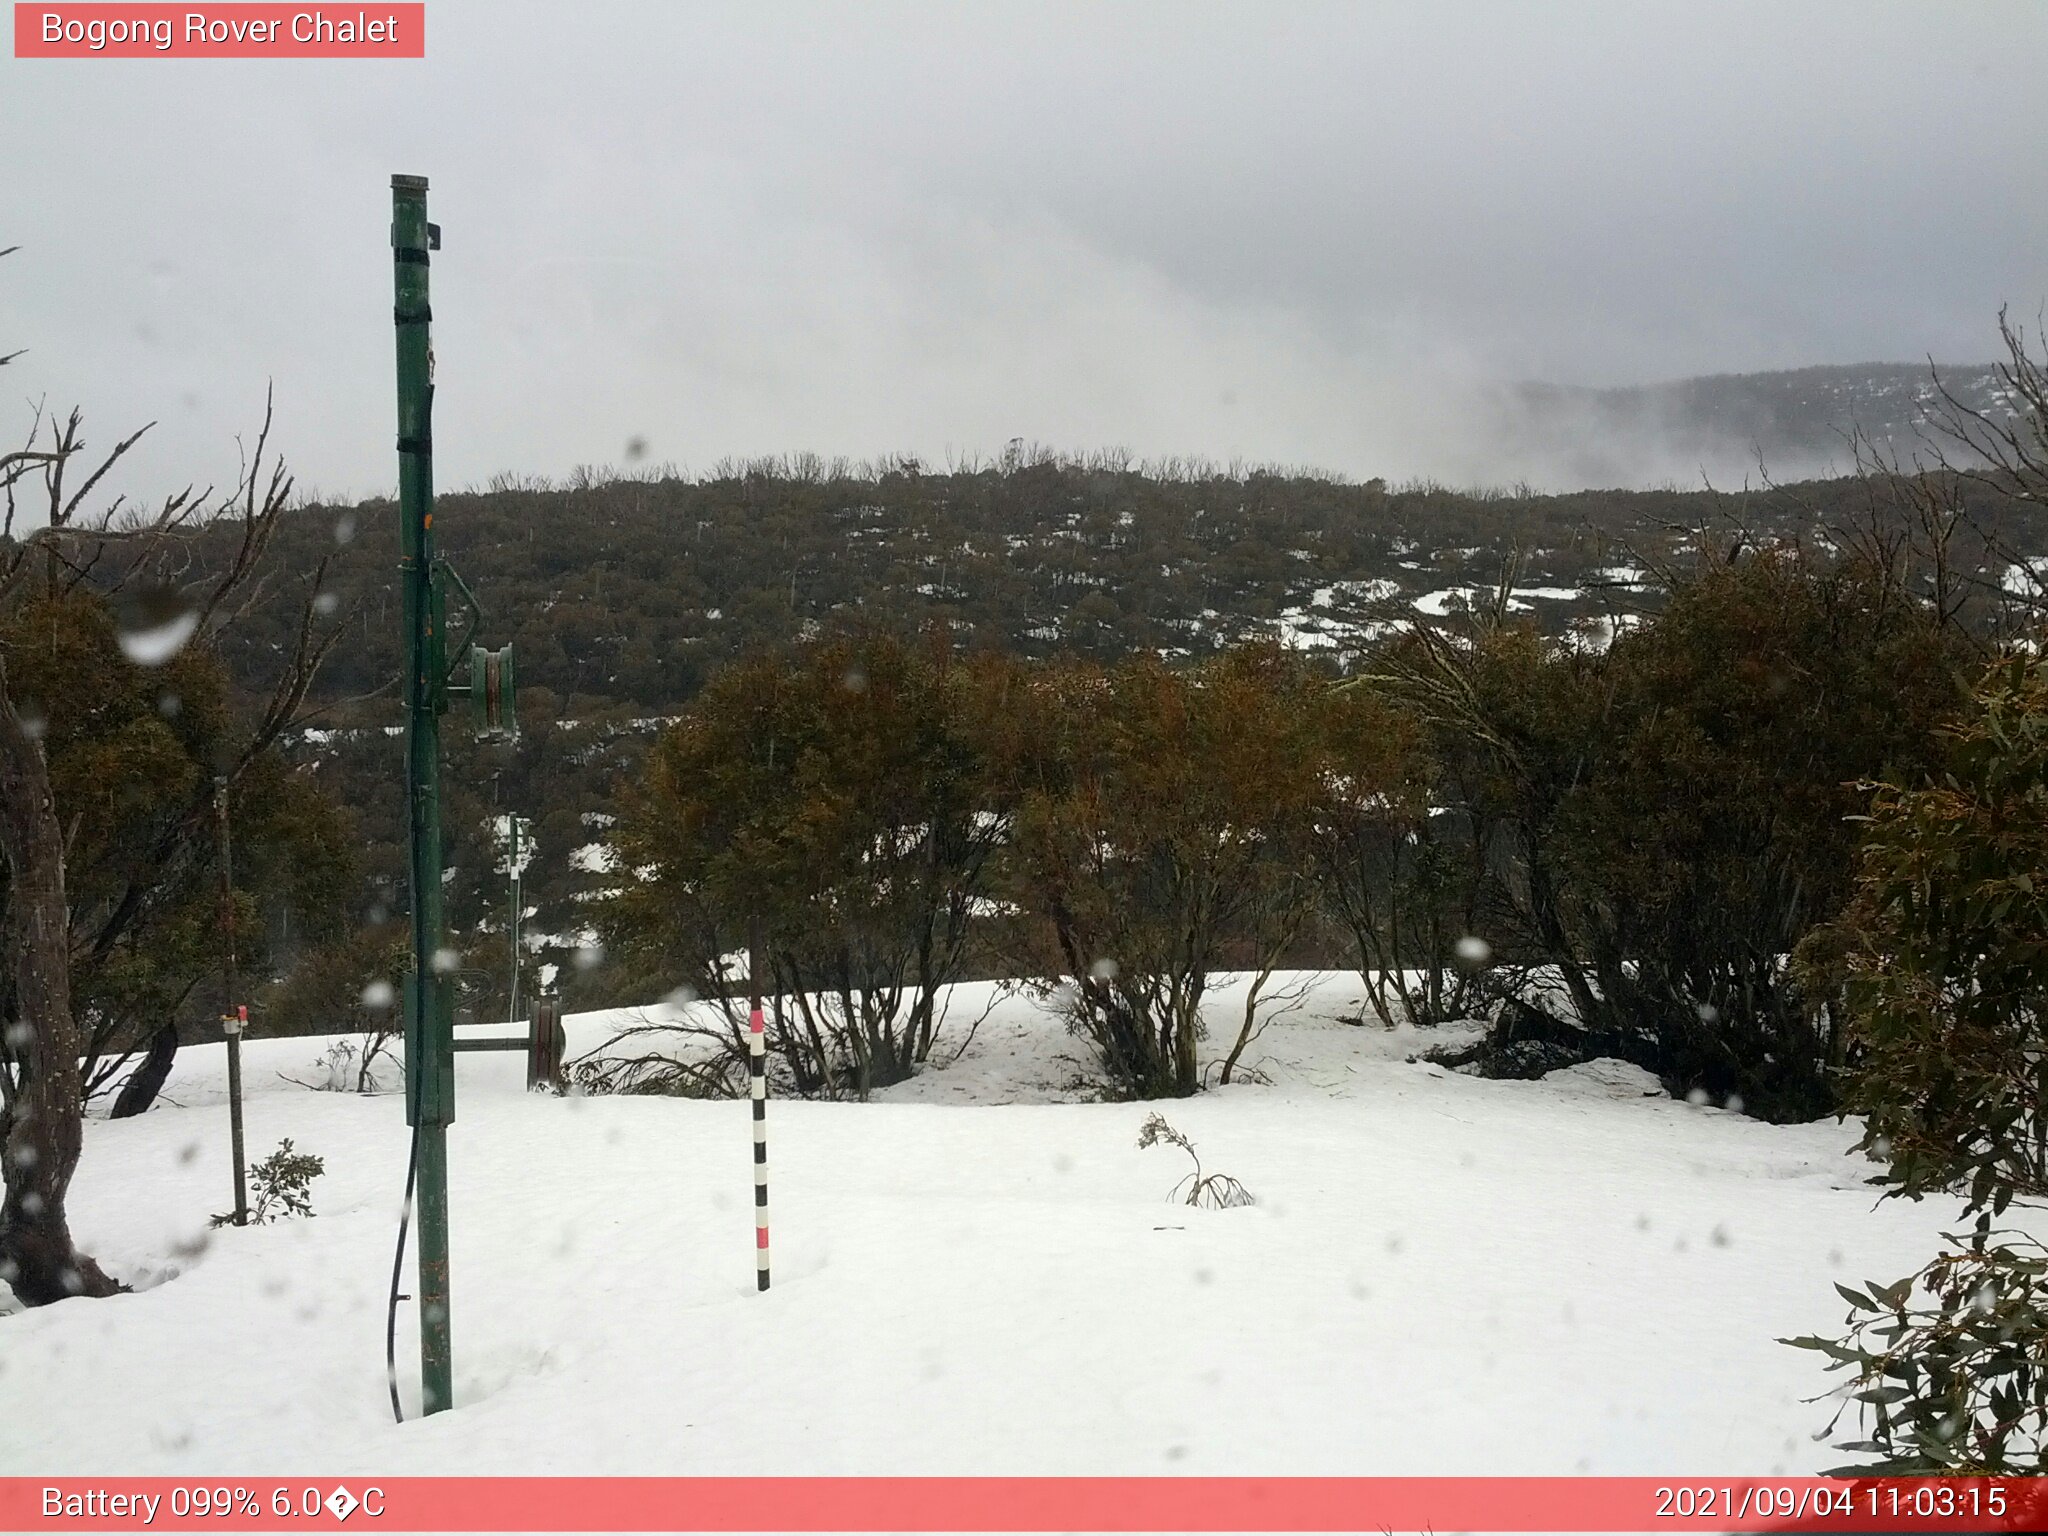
[0,975,1987,1479]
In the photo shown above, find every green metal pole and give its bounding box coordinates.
[392,172,454,1417]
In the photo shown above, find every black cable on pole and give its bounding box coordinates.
[385,1115,422,1424]
[388,970,429,1424]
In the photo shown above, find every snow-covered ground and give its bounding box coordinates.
[1,975,1986,1479]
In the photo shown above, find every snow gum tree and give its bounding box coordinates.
[3,593,357,1117]
[1785,313,2048,1475]
[1374,550,1965,1120]
[0,373,340,1305]
[1789,656,2048,1471]
[988,645,1331,1098]
[1309,676,1486,1028]
[1836,655,2048,1205]
[606,629,1006,1099]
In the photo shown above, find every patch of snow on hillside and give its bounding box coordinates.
[1413,588,1533,616]
[2003,560,2047,598]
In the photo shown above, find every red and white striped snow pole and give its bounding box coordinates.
[748,1004,770,1291]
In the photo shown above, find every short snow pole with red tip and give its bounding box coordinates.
[748,1002,770,1290]
[746,926,771,1290]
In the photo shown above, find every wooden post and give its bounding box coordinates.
[505,812,524,1025]
[217,778,247,1227]
[527,991,565,1091]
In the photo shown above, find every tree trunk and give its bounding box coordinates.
[1219,968,1269,1086]
[109,1022,179,1119]
[0,667,122,1304]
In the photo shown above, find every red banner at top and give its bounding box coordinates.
[13,4,424,57]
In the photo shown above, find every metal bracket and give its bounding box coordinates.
[435,559,484,686]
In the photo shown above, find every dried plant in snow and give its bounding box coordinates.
[1138,1113,1256,1209]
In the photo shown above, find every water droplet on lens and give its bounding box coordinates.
[116,588,199,667]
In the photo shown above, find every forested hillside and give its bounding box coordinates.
[224,453,2040,719]
[170,452,2039,1038]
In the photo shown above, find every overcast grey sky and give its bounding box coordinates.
[4,0,2045,501]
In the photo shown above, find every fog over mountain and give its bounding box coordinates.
[1480,361,2020,491]
[3,2,2044,504]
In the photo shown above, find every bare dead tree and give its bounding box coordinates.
[1907,310,2048,638]
[1744,314,2048,654]
[1927,307,2048,511]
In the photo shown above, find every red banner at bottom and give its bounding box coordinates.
[9,1476,2048,1533]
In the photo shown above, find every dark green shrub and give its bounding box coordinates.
[212,1139,324,1227]
[1790,656,2048,1471]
